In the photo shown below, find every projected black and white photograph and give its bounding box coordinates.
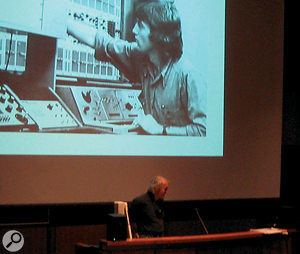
[0,0,225,155]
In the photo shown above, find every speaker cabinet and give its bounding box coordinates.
[106,213,127,241]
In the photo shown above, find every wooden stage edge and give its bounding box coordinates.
[99,231,269,250]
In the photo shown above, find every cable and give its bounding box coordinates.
[5,32,13,71]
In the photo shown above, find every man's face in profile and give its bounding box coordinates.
[132,19,153,53]
[155,181,168,200]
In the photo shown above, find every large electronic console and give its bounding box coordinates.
[1,0,143,134]
[0,83,143,134]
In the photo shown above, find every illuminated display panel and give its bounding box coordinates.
[0,0,225,156]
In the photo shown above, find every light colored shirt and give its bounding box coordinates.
[94,31,206,136]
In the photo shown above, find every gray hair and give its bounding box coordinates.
[147,176,168,193]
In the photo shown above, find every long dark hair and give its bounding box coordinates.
[135,1,183,62]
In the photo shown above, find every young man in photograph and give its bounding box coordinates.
[67,1,206,136]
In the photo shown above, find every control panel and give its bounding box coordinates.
[0,84,80,131]
[0,84,35,130]
[71,86,143,126]
[1,84,143,134]
[56,0,122,81]
[21,100,79,130]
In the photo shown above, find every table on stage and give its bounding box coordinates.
[98,230,295,254]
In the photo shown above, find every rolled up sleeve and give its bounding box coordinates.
[94,31,139,82]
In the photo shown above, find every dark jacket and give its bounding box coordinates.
[129,191,164,237]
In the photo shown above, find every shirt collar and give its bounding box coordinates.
[147,191,164,204]
[159,60,172,88]
[147,191,156,202]
[142,59,172,88]
[161,60,172,79]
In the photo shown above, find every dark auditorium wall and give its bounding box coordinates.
[281,0,299,208]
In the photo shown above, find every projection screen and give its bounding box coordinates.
[0,0,283,205]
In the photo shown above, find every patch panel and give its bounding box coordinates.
[56,0,122,81]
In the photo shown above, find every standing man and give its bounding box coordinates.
[129,176,169,238]
[67,1,206,136]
